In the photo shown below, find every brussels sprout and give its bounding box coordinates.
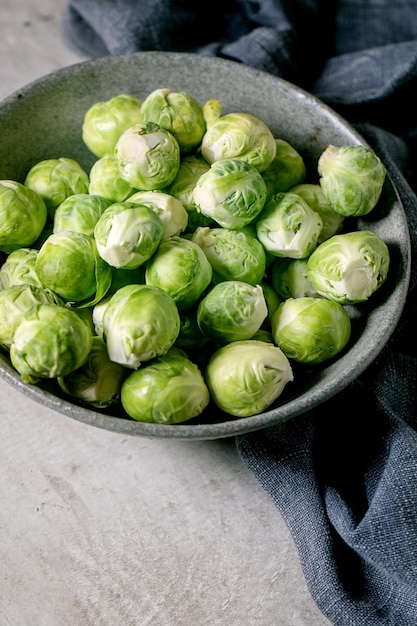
[10,303,93,383]
[145,236,212,310]
[127,190,188,239]
[256,192,323,258]
[271,257,320,299]
[82,93,143,158]
[121,349,210,424]
[201,111,277,172]
[318,144,386,217]
[58,336,127,408]
[271,297,351,364]
[290,183,345,243]
[102,283,180,368]
[191,226,266,285]
[197,281,268,343]
[193,158,267,230]
[89,154,138,202]
[114,122,180,190]
[0,181,47,253]
[205,339,293,417]
[24,157,90,220]
[260,280,282,327]
[94,202,162,269]
[35,230,112,306]
[174,306,210,351]
[53,193,111,237]
[140,88,206,154]
[0,248,42,289]
[262,139,306,197]
[306,230,390,304]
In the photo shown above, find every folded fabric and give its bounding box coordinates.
[61,2,417,624]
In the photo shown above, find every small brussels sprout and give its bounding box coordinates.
[193,158,267,230]
[53,193,111,237]
[10,303,93,383]
[262,139,306,197]
[256,192,323,258]
[271,258,320,299]
[24,157,90,220]
[260,280,281,328]
[140,88,206,154]
[102,283,180,368]
[58,336,127,408]
[0,181,47,253]
[94,202,162,269]
[114,122,180,190]
[121,349,210,424]
[82,93,143,158]
[0,248,42,289]
[174,306,211,350]
[205,339,293,417]
[318,144,386,217]
[290,183,345,243]
[191,226,266,285]
[35,230,112,306]
[89,154,138,203]
[145,236,212,310]
[127,190,188,239]
[271,297,351,364]
[197,281,268,343]
[306,230,390,304]
[201,111,277,172]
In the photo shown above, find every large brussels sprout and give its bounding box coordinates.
[0,181,47,253]
[82,93,143,158]
[271,297,351,364]
[205,339,293,417]
[10,303,93,383]
[271,257,320,299]
[88,154,137,203]
[121,349,210,424]
[256,192,323,258]
[94,202,162,269]
[127,190,188,240]
[140,88,206,154]
[24,157,90,220]
[306,230,390,304]
[290,183,345,243]
[262,139,306,197]
[145,236,212,310]
[102,283,180,368]
[35,230,112,306]
[193,158,267,230]
[53,193,111,237]
[0,248,43,289]
[114,122,180,190]
[197,281,268,343]
[318,144,386,217]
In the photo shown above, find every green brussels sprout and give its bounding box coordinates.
[24,157,90,220]
[306,230,390,304]
[82,93,143,158]
[318,144,386,217]
[114,122,180,190]
[102,283,180,368]
[205,339,293,417]
[0,248,43,289]
[174,306,211,351]
[121,349,210,424]
[10,303,93,383]
[197,281,268,343]
[88,154,138,203]
[145,236,212,310]
[271,257,320,299]
[94,202,162,269]
[256,192,323,258]
[260,280,282,328]
[35,230,112,306]
[58,336,127,408]
[290,183,345,243]
[140,88,206,154]
[193,158,267,230]
[0,180,47,253]
[262,139,306,197]
[271,297,351,364]
[127,190,188,239]
[191,226,266,285]
[201,110,277,172]
[53,193,111,237]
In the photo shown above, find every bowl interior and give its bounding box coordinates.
[0,51,411,439]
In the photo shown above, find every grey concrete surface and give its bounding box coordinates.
[0,2,332,624]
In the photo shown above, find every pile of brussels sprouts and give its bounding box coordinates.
[0,88,390,424]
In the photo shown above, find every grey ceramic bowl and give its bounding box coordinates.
[0,52,411,439]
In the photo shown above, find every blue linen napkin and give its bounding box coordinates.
[62,2,417,623]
